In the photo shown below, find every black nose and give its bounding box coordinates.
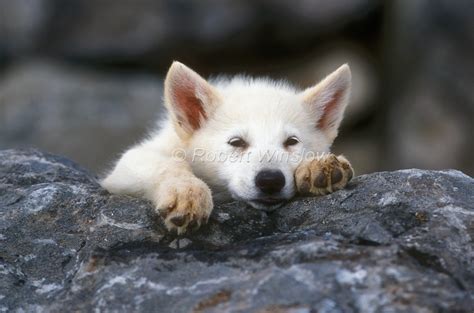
[255,169,286,195]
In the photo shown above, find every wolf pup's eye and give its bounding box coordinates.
[284,136,300,147]
[228,137,248,148]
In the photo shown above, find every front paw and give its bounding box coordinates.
[295,154,354,196]
[155,177,213,234]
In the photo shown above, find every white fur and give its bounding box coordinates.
[101,62,351,228]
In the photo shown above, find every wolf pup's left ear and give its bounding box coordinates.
[164,61,221,139]
[302,64,351,143]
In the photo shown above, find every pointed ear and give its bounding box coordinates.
[302,64,351,143]
[164,61,221,138]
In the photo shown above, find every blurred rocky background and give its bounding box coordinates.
[1,0,473,175]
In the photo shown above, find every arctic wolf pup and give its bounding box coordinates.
[102,62,354,234]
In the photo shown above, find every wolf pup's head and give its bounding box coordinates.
[164,62,351,210]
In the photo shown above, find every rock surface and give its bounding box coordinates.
[0,62,163,172]
[385,0,474,173]
[1,149,473,312]
[0,0,378,61]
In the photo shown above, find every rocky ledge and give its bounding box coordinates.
[0,149,473,312]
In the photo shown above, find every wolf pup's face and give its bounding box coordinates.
[164,62,351,210]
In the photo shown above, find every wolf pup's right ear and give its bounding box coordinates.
[302,64,351,144]
[164,61,221,139]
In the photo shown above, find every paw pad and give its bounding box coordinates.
[295,154,353,195]
[331,168,343,184]
[314,172,328,188]
[170,215,187,227]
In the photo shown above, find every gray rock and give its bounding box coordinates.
[385,0,474,175]
[0,0,378,61]
[1,149,473,312]
[0,61,163,172]
[0,0,51,57]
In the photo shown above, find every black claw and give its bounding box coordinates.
[331,168,343,184]
[314,173,327,188]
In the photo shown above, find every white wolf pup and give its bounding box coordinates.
[101,62,354,234]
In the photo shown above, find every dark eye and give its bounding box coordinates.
[284,136,300,147]
[228,137,248,148]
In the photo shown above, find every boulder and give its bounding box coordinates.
[0,149,473,312]
[0,0,379,62]
[385,0,474,174]
[0,62,163,172]
[0,0,50,58]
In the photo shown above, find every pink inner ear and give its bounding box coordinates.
[172,78,207,131]
[316,89,343,130]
